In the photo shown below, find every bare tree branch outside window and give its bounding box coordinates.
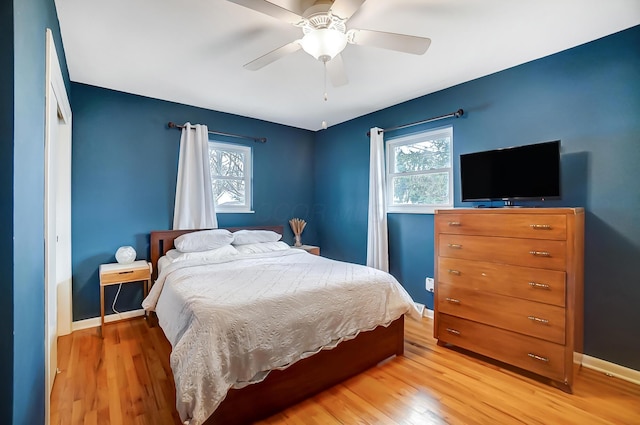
[208,142,252,210]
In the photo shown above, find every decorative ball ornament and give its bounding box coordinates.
[115,246,136,264]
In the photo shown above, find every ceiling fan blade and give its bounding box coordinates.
[326,54,349,87]
[347,29,431,55]
[329,0,367,20]
[243,41,302,71]
[227,0,304,25]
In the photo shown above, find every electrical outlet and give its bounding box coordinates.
[425,277,435,292]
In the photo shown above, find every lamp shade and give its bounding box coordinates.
[299,29,348,61]
[115,246,136,264]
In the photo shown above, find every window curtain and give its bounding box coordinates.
[173,123,218,230]
[366,127,389,272]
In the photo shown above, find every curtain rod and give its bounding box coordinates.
[167,122,267,143]
[366,109,464,137]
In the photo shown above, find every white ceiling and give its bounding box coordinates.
[55,0,640,131]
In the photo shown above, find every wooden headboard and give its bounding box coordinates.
[149,226,284,280]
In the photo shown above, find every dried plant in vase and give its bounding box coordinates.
[289,218,307,247]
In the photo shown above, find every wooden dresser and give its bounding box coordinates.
[434,208,584,392]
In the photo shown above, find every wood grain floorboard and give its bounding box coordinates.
[51,316,640,424]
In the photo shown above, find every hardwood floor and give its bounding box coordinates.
[51,316,640,425]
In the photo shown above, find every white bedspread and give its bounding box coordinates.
[143,249,419,425]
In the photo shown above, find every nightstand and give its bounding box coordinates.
[294,245,320,255]
[99,260,152,337]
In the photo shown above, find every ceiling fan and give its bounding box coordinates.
[227,0,432,87]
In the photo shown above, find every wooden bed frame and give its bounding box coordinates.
[149,226,406,425]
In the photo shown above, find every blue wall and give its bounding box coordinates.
[10,0,69,423]
[315,26,640,370]
[0,2,14,422]
[71,83,316,321]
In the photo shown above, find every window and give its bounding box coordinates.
[386,126,453,214]
[208,141,253,213]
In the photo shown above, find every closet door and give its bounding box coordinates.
[44,28,72,424]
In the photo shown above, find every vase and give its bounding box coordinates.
[294,234,302,247]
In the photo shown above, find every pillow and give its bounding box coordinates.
[174,229,234,252]
[232,230,282,245]
[165,244,239,263]
[235,241,290,254]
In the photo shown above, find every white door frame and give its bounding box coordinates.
[44,28,72,424]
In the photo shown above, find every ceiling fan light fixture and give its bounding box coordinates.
[299,28,347,61]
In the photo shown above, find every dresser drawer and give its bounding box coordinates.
[437,284,566,344]
[438,234,567,271]
[438,257,566,307]
[436,213,567,240]
[437,314,566,381]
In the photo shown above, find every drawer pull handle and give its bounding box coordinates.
[446,297,460,304]
[529,250,551,257]
[527,315,549,324]
[446,328,460,335]
[448,269,461,275]
[527,353,550,363]
[448,243,462,249]
[528,281,550,289]
[118,270,134,275]
[448,221,461,226]
[530,224,551,230]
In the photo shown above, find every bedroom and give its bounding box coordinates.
[2,0,639,423]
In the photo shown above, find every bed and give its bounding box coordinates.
[145,226,417,425]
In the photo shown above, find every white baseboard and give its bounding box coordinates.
[580,353,640,386]
[414,304,435,319]
[71,309,146,332]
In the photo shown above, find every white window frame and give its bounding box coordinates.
[208,141,253,213]
[386,126,454,214]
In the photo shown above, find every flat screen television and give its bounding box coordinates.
[460,140,560,203]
